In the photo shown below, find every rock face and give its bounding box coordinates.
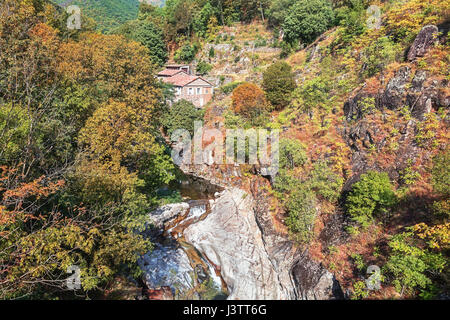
[380,66,411,110]
[292,253,344,300]
[184,188,288,299]
[407,25,439,61]
[182,186,344,300]
[342,60,449,180]
[344,24,448,123]
[154,161,344,300]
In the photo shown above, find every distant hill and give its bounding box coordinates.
[52,0,142,33]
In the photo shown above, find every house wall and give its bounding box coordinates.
[174,84,213,108]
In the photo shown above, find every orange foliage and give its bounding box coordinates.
[0,166,64,231]
[231,82,267,119]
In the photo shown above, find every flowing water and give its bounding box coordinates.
[138,175,227,300]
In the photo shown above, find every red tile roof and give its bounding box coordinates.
[166,64,189,68]
[162,73,212,87]
[157,69,186,77]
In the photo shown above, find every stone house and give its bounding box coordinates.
[157,64,214,108]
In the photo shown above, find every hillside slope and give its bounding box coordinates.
[187,1,449,299]
[52,0,140,32]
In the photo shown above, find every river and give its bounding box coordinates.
[138,175,228,300]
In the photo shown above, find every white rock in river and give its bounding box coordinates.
[184,188,288,300]
[138,243,194,295]
[148,202,189,229]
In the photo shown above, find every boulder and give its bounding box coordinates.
[138,243,195,297]
[148,203,189,230]
[292,253,344,300]
[380,66,411,110]
[407,25,439,61]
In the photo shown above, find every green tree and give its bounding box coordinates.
[334,0,367,44]
[0,103,30,162]
[174,43,199,63]
[431,149,449,196]
[361,36,402,78]
[193,2,215,37]
[196,60,213,75]
[162,99,205,136]
[385,232,446,296]
[346,171,397,227]
[282,0,334,44]
[117,19,168,66]
[285,186,317,243]
[231,82,269,124]
[309,160,344,203]
[279,138,307,169]
[262,61,296,110]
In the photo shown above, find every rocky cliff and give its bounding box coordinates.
[175,162,343,300]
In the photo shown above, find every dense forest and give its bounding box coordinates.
[0,0,449,300]
[52,0,141,32]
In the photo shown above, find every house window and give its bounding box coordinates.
[205,88,209,94]
[188,87,194,95]
[196,87,201,94]
[175,87,181,95]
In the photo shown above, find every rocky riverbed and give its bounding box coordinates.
[138,171,343,300]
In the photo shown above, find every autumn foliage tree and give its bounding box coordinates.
[262,61,296,109]
[0,0,174,299]
[231,82,268,123]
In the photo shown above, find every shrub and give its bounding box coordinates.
[386,0,448,43]
[285,186,317,243]
[362,36,402,78]
[174,43,198,63]
[273,168,300,195]
[351,281,369,300]
[267,0,296,28]
[162,100,204,136]
[209,47,215,58]
[192,2,214,38]
[296,76,331,113]
[196,61,213,75]
[309,160,344,203]
[262,61,296,110]
[279,138,307,169]
[415,113,440,149]
[334,0,367,45]
[282,0,334,44]
[346,171,397,227]
[231,82,268,122]
[384,232,446,296]
[220,81,242,94]
[432,149,449,196]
